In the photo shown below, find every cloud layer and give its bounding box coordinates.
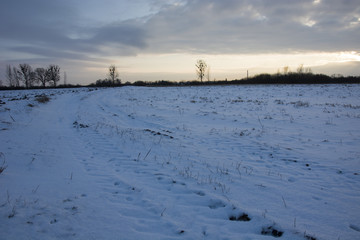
[144,0,360,54]
[1,0,359,58]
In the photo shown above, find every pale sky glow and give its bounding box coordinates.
[0,0,359,84]
[337,51,360,62]
[113,51,360,81]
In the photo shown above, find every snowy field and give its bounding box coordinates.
[0,84,360,240]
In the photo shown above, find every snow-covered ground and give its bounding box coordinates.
[0,84,359,240]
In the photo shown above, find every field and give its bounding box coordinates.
[1,84,359,239]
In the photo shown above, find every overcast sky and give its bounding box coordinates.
[1,0,359,84]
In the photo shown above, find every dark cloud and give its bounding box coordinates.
[144,0,360,54]
[0,0,77,41]
[0,0,148,61]
[10,46,91,61]
[90,21,148,49]
[1,0,359,60]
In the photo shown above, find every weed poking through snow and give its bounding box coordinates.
[229,213,251,221]
[261,225,284,237]
[35,94,50,103]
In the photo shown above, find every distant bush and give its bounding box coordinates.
[133,81,147,86]
[241,72,360,85]
[90,79,122,87]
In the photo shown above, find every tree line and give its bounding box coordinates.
[5,64,61,88]
[2,61,359,89]
[90,62,360,87]
[130,59,360,86]
[128,74,360,87]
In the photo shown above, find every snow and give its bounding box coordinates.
[1,84,360,240]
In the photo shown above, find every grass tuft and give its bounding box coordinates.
[261,226,284,238]
[229,213,251,222]
[35,94,50,103]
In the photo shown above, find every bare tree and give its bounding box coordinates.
[47,65,60,87]
[305,67,312,74]
[297,64,304,74]
[196,59,207,82]
[19,63,34,88]
[5,65,20,87]
[108,65,119,84]
[6,65,15,87]
[35,68,47,87]
[13,67,21,87]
